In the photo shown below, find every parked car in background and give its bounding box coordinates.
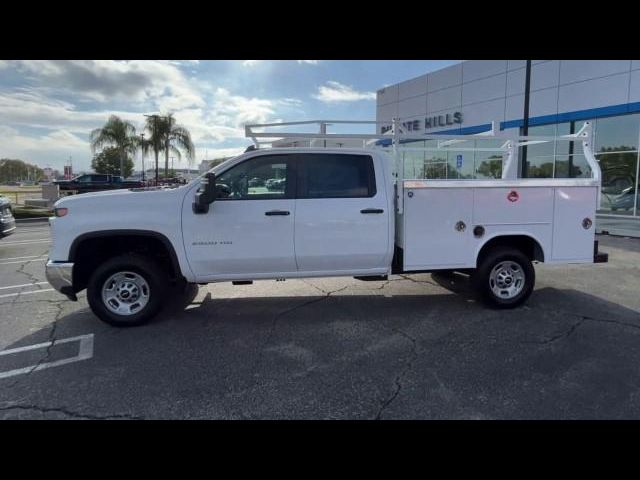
[54,174,144,193]
[610,186,639,211]
[248,177,265,187]
[0,194,16,237]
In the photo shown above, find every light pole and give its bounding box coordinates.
[521,60,532,178]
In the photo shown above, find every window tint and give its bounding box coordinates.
[301,154,376,198]
[215,155,291,200]
[93,175,109,182]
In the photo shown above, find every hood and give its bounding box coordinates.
[53,185,184,209]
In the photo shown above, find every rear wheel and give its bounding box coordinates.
[472,247,535,308]
[87,254,167,326]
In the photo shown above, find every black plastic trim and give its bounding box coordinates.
[69,230,182,277]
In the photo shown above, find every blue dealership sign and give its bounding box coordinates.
[456,154,463,169]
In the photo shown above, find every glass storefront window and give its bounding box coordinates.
[595,114,640,153]
[554,154,591,178]
[475,150,504,179]
[526,124,556,157]
[446,150,474,179]
[597,151,638,214]
[526,156,555,178]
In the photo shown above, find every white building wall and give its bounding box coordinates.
[377,60,640,133]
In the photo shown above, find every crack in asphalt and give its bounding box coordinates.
[373,325,419,420]
[526,307,640,345]
[251,285,349,382]
[4,299,65,389]
[13,248,49,285]
[0,404,143,420]
[525,318,586,345]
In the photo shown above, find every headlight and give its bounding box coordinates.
[54,207,68,217]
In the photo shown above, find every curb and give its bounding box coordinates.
[15,217,50,224]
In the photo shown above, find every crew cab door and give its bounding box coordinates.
[294,152,390,273]
[182,154,297,279]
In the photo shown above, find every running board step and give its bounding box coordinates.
[353,275,388,282]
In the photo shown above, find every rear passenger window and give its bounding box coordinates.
[301,154,376,198]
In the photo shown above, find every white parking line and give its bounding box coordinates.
[0,259,48,265]
[0,240,51,246]
[0,288,55,299]
[0,282,49,291]
[0,255,47,261]
[0,334,94,380]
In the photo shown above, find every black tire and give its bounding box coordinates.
[471,247,535,309]
[87,253,168,327]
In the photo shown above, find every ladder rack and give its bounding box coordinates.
[244,119,601,213]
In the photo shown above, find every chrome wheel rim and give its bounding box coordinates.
[489,261,525,300]
[102,271,150,316]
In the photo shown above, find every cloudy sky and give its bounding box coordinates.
[0,60,459,172]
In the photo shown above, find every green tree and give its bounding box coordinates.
[91,147,134,178]
[161,113,195,177]
[144,113,196,180]
[476,155,504,179]
[90,115,139,177]
[0,158,44,183]
[144,114,164,182]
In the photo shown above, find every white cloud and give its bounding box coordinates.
[8,60,205,109]
[0,61,311,170]
[0,124,90,168]
[313,81,376,103]
[212,87,275,126]
[297,60,319,65]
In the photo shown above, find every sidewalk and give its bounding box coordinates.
[597,215,640,238]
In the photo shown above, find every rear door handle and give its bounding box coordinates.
[361,208,384,214]
[265,210,290,216]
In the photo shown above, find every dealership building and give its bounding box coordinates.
[376,60,640,228]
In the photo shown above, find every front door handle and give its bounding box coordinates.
[361,208,384,214]
[265,210,290,216]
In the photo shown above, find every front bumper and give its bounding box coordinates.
[45,260,77,301]
[0,216,15,236]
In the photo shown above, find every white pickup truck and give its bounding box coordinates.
[46,119,608,326]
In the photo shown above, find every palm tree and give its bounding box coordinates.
[144,115,164,183]
[90,115,139,177]
[161,114,195,178]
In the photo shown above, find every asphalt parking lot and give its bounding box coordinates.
[1,220,640,419]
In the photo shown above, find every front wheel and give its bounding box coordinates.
[87,254,167,326]
[471,247,535,309]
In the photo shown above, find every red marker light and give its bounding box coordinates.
[507,191,519,202]
[54,207,68,217]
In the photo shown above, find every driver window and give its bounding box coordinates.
[215,155,291,200]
